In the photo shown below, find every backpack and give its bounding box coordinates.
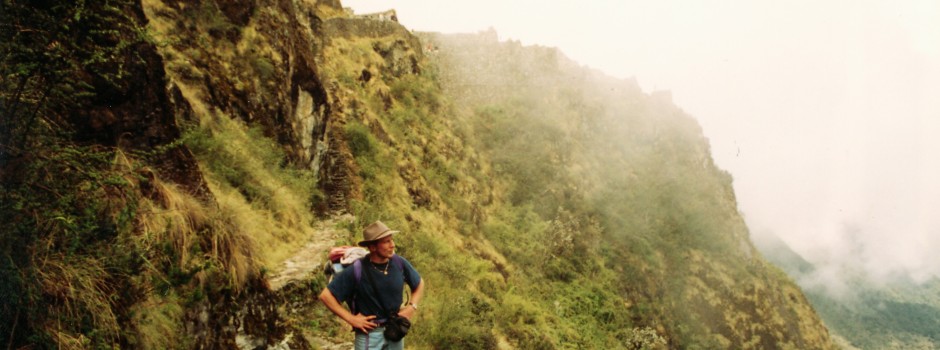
[323,246,368,281]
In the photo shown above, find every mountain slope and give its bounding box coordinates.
[757,231,940,349]
[1,0,836,349]
[415,30,836,349]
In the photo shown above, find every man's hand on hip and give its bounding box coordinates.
[347,313,377,333]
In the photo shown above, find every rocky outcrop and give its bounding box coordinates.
[62,4,210,197]
[314,15,426,211]
[144,0,337,195]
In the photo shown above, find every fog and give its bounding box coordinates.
[343,0,940,286]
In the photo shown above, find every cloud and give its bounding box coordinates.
[343,0,940,284]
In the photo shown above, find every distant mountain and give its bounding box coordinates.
[751,230,815,276]
[753,231,940,349]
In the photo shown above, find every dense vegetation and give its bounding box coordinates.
[2,0,836,349]
[812,295,940,349]
[1,1,154,346]
[1,0,313,347]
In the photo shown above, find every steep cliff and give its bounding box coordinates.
[1,0,836,349]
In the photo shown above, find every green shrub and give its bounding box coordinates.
[423,289,498,349]
[626,327,668,350]
[345,122,376,159]
[251,56,276,80]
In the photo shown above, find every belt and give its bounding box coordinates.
[352,319,388,334]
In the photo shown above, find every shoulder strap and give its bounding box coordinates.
[353,258,363,283]
[391,254,404,270]
[391,254,409,282]
[349,258,364,314]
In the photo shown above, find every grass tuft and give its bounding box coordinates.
[35,254,120,348]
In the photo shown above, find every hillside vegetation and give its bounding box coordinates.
[810,278,940,350]
[757,232,940,349]
[1,0,835,349]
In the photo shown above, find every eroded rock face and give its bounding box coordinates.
[143,0,337,194]
[68,4,209,197]
[293,89,329,172]
[184,279,319,350]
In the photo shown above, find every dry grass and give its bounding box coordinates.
[34,253,120,349]
[315,3,348,20]
[204,107,316,260]
[137,178,209,267]
[156,59,317,273]
[322,37,389,85]
[140,0,175,38]
[208,202,259,288]
[205,172,312,274]
[127,295,184,350]
[134,173,263,292]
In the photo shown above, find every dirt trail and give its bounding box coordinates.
[267,214,354,291]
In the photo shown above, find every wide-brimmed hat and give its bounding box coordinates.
[357,220,399,246]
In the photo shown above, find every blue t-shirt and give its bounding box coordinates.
[327,254,421,321]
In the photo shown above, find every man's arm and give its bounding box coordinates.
[398,278,425,320]
[318,287,377,333]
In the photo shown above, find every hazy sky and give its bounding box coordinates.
[343,0,940,282]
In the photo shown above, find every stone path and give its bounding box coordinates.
[266,214,354,291]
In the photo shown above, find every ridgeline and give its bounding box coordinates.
[0,0,835,349]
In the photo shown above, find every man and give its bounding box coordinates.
[319,221,425,349]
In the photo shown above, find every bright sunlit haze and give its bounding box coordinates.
[345,0,940,285]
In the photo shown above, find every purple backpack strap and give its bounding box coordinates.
[350,259,363,313]
[353,258,363,282]
[391,254,404,271]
